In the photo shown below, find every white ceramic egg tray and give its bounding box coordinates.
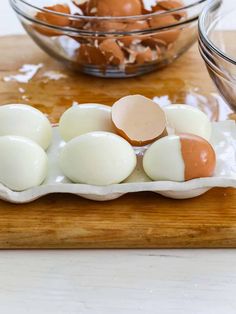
[1,120,236,203]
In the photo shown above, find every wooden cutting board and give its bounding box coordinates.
[0,34,235,249]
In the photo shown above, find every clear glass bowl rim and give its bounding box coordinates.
[11,0,207,20]
[10,0,207,35]
[199,0,236,66]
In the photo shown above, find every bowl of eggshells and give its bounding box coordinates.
[10,0,207,77]
[0,96,236,203]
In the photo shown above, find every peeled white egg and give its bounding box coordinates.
[0,136,48,191]
[59,131,137,185]
[59,104,116,142]
[0,104,52,150]
[143,134,216,182]
[143,135,185,182]
[163,104,212,140]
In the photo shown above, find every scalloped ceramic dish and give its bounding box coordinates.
[0,120,236,203]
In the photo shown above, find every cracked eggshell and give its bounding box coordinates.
[59,104,116,142]
[118,21,149,47]
[149,13,180,44]
[59,131,137,185]
[35,4,71,36]
[112,95,167,146]
[0,136,48,191]
[99,39,125,66]
[164,104,212,141]
[158,0,186,19]
[135,46,155,64]
[87,0,142,17]
[72,0,88,13]
[143,134,216,182]
[0,104,52,150]
[77,44,106,65]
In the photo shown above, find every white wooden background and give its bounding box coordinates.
[0,1,236,313]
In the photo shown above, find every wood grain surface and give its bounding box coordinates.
[0,34,235,249]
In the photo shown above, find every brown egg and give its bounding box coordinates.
[112,95,167,146]
[99,39,125,66]
[180,134,216,181]
[35,4,71,36]
[87,0,142,17]
[77,44,106,66]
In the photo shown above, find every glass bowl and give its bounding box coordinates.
[11,0,207,78]
[199,0,236,111]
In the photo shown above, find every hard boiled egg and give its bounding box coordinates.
[59,103,116,142]
[164,104,212,140]
[59,131,137,185]
[0,136,48,191]
[143,133,216,182]
[0,104,52,150]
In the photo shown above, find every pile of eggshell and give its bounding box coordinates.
[34,0,186,72]
[0,95,216,192]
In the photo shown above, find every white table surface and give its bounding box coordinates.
[0,1,236,313]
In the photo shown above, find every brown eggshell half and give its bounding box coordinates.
[112,95,167,146]
[99,39,125,66]
[179,133,216,181]
[34,4,71,36]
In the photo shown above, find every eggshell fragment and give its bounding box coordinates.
[35,4,71,36]
[118,21,149,46]
[0,136,48,191]
[180,133,216,181]
[59,104,116,142]
[72,0,88,14]
[77,44,106,65]
[59,131,137,185]
[135,46,154,64]
[143,134,216,182]
[112,95,167,146]
[88,0,142,17]
[149,14,180,44]
[0,104,52,150]
[158,0,186,19]
[164,105,212,141]
[99,39,125,66]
